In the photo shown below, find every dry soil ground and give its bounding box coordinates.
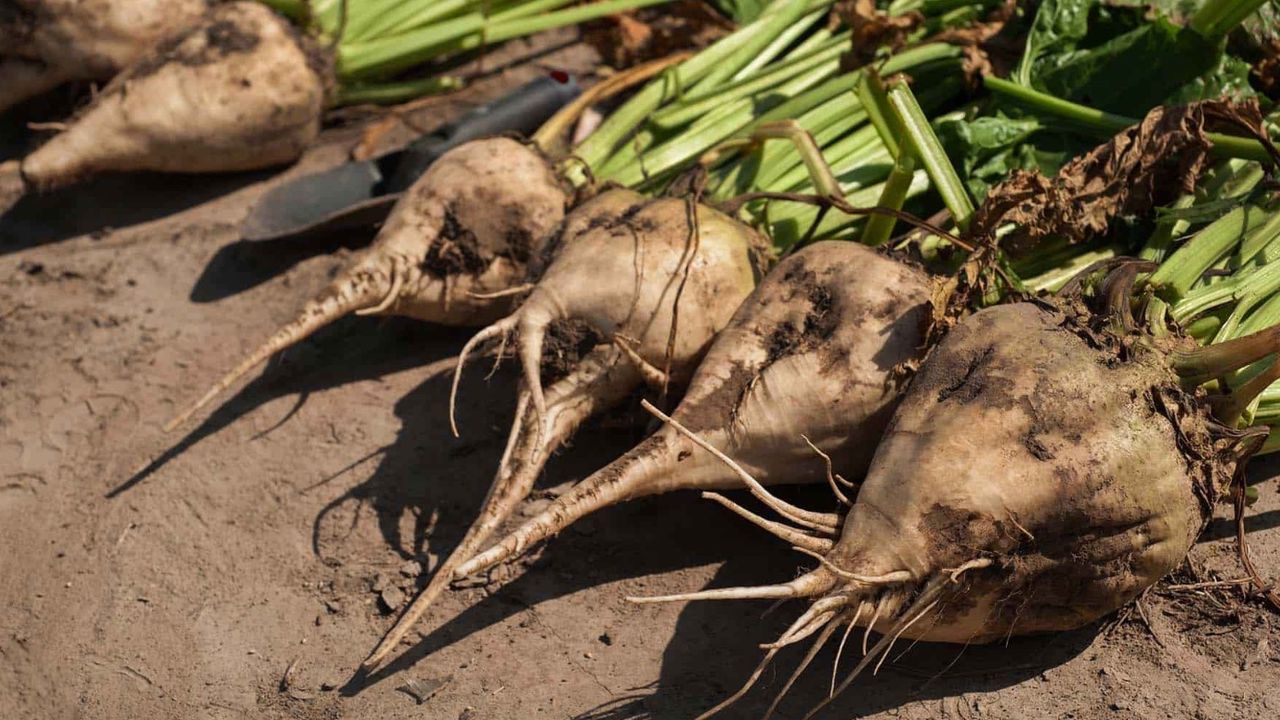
[2,38,1280,720]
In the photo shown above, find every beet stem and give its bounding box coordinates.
[1170,325,1280,386]
[531,52,691,153]
[1155,205,1269,304]
[1213,356,1280,424]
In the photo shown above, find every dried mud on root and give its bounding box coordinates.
[127,14,258,81]
[762,267,840,365]
[540,317,607,385]
[420,206,490,277]
[124,4,331,93]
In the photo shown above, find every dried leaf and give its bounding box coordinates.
[969,98,1273,258]
[928,0,1021,85]
[838,0,924,70]
[583,1,731,69]
[1255,38,1280,100]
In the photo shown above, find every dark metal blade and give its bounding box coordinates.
[239,160,387,242]
[238,75,581,243]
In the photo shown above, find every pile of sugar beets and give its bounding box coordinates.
[26,0,1276,715]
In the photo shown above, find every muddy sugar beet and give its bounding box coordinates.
[166,136,567,430]
[357,240,935,671]
[2,1,325,204]
[825,302,1215,639]
[454,240,932,580]
[161,56,694,431]
[0,1,688,208]
[361,189,769,669]
[649,296,1263,719]
[0,0,207,114]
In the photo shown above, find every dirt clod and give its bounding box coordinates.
[379,587,406,613]
[397,675,451,705]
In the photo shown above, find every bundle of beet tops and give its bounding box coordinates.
[121,0,1280,714]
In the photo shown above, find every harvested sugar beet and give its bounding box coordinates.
[363,189,767,669]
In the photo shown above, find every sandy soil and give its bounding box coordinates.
[2,40,1280,720]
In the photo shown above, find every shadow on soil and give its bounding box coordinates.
[109,316,471,498]
[306,341,523,569]
[575,612,1096,720]
[326,367,810,690]
[188,228,379,303]
[328,373,691,688]
[330,391,1280,716]
[326,370,1101,717]
[0,168,275,252]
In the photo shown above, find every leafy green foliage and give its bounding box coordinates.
[1013,0,1256,116]
[935,112,1095,201]
[1013,0,1094,85]
[1164,53,1255,105]
[1106,0,1206,20]
[1038,16,1224,114]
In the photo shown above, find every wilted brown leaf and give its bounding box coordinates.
[929,0,1020,86]
[921,98,1277,345]
[969,98,1274,258]
[583,0,731,69]
[839,0,924,69]
[839,0,1019,83]
[1255,42,1280,100]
